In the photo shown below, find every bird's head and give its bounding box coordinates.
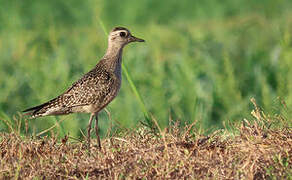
[108,27,145,47]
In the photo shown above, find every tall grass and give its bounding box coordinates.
[0,0,291,137]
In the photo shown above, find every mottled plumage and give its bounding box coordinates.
[24,61,119,117]
[23,27,145,149]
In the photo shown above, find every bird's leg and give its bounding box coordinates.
[87,113,95,148]
[95,112,101,150]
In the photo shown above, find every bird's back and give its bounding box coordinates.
[23,59,121,118]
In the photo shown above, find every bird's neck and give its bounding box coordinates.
[102,43,124,76]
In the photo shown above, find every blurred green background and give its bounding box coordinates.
[0,0,291,138]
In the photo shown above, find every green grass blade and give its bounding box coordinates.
[99,20,108,36]
[122,63,150,121]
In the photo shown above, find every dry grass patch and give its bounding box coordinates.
[0,101,291,179]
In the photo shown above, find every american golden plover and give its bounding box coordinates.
[23,27,145,149]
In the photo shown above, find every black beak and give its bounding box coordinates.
[129,35,145,42]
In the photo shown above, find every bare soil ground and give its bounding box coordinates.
[0,104,291,179]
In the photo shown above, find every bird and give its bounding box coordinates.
[23,27,145,149]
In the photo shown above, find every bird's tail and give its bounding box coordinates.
[22,100,53,118]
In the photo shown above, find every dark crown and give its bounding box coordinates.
[112,27,129,32]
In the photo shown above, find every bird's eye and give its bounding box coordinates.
[120,32,127,37]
